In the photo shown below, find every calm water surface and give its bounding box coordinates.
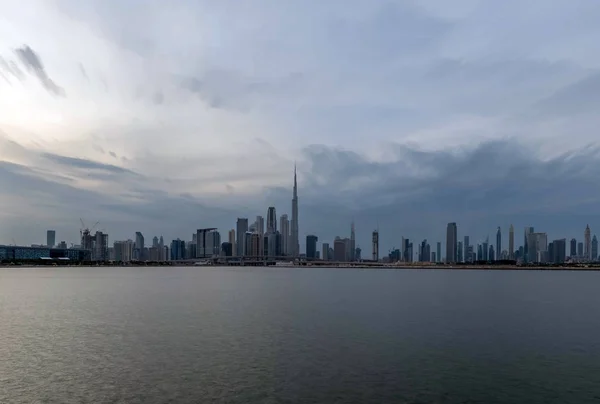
[1,266,599,403]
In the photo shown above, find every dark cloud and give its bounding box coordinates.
[109,151,117,158]
[14,45,66,97]
[41,152,138,175]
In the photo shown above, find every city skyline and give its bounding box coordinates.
[3,2,600,249]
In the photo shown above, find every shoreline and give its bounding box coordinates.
[2,263,600,271]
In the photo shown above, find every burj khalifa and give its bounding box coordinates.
[290,165,299,257]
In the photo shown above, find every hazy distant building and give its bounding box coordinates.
[306,235,318,259]
[236,218,249,257]
[527,232,548,263]
[446,223,457,263]
[436,242,441,263]
[496,227,501,262]
[197,228,219,258]
[488,245,495,262]
[322,243,329,261]
[508,224,514,259]
[266,207,277,233]
[372,230,379,261]
[457,241,463,263]
[94,231,109,262]
[135,231,145,261]
[114,239,134,262]
[170,239,186,261]
[577,242,583,257]
[551,239,566,264]
[290,165,299,257]
[228,229,236,257]
[333,238,346,261]
[280,215,290,255]
[592,235,598,261]
[463,236,469,263]
[350,222,356,262]
[221,242,232,257]
[570,238,577,257]
[584,225,592,261]
[524,227,534,263]
[46,230,56,248]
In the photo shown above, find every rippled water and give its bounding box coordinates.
[1,266,599,403]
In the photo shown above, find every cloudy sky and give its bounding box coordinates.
[2,0,600,254]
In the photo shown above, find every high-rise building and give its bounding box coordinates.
[255,216,265,236]
[446,222,457,263]
[508,225,514,259]
[152,236,159,248]
[290,165,299,257]
[488,245,495,261]
[46,230,56,248]
[221,242,233,257]
[333,238,346,261]
[322,243,330,261]
[577,242,583,257]
[457,241,463,263]
[372,230,379,261]
[524,227,534,263]
[135,231,145,261]
[496,227,501,262]
[350,222,356,261]
[94,231,109,261]
[280,215,290,255]
[570,238,577,257]
[527,232,548,263]
[592,235,598,261]
[551,239,566,264]
[266,208,277,233]
[196,228,219,258]
[306,235,318,259]
[482,237,489,261]
[463,236,469,263]
[584,225,591,261]
[228,229,236,257]
[236,218,248,257]
[170,239,186,261]
[114,239,134,262]
[436,242,441,263]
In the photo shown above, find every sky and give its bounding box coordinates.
[2,0,600,253]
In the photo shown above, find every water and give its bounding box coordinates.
[1,267,599,403]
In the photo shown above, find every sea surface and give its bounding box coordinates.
[1,266,599,403]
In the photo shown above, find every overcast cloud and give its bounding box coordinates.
[2,0,600,253]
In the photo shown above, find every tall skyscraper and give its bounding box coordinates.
[436,242,441,263]
[350,222,356,262]
[290,165,299,257]
[446,222,457,263]
[236,218,248,256]
[496,227,501,262]
[508,224,514,259]
[46,230,56,248]
[592,235,598,261]
[524,227,534,262]
[584,225,591,260]
[457,241,463,263]
[280,214,290,255]
[577,242,584,257]
[266,208,277,233]
[255,216,265,236]
[135,231,145,261]
[570,238,577,257]
[372,230,379,261]
[197,228,219,258]
[228,229,236,256]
